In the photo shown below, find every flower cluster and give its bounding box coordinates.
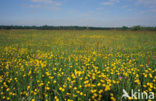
[0,30,155,101]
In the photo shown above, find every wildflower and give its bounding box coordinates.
[53,80,56,84]
[119,77,122,80]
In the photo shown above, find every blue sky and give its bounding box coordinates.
[0,0,156,27]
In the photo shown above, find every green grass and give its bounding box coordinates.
[0,30,156,101]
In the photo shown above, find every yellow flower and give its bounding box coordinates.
[149,73,153,78]
[98,89,103,94]
[53,80,56,84]
[74,87,77,90]
[97,83,101,86]
[80,92,83,95]
[67,99,73,101]
[73,94,77,97]
[128,97,132,100]
[54,96,59,101]
[105,85,110,91]
[45,86,50,90]
[92,51,96,55]
[27,86,30,90]
[3,96,5,99]
[59,87,62,91]
[6,88,10,91]
[7,97,10,100]
[76,91,80,93]
[110,97,116,101]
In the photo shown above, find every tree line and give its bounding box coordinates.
[0,25,156,31]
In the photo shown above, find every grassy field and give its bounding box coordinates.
[0,30,156,101]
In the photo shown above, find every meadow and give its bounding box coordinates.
[0,30,155,101]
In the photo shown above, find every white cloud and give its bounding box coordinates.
[133,0,156,8]
[101,0,120,5]
[31,0,52,3]
[30,0,61,6]
[126,0,156,13]
[135,0,156,13]
[29,4,41,8]
[31,0,61,6]
[96,7,104,10]
[136,0,156,5]
[29,0,61,10]
[121,5,129,9]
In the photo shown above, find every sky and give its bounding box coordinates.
[0,0,156,27]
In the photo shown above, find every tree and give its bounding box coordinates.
[122,26,129,30]
[131,25,142,30]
